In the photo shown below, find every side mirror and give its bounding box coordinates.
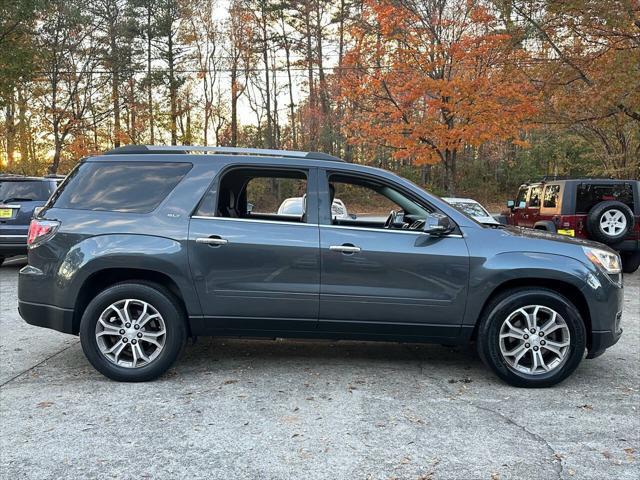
[518,201,526,209]
[506,200,515,210]
[424,213,454,235]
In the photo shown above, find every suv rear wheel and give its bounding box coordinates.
[79,282,186,382]
[477,288,586,387]
[586,201,634,245]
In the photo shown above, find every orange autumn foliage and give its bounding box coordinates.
[340,0,539,190]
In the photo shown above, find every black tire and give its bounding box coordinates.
[477,288,586,388]
[0,256,4,267]
[622,251,640,274]
[586,201,634,245]
[79,282,187,382]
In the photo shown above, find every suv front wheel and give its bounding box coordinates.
[477,288,586,388]
[79,282,187,382]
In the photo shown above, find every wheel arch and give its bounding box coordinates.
[470,277,592,349]
[72,268,191,336]
[533,220,557,232]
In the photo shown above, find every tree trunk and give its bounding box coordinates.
[304,6,316,150]
[260,8,272,149]
[315,1,331,153]
[444,149,457,195]
[110,31,121,147]
[5,92,16,168]
[231,65,238,147]
[147,5,154,144]
[168,28,177,145]
[17,88,30,167]
[283,38,297,149]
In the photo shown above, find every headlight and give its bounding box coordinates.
[583,247,621,274]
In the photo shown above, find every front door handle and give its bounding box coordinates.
[196,236,228,246]
[329,244,361,254]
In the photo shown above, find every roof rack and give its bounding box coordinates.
[103,145,344,162]
[524,175,615,184]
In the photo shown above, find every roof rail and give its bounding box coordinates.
[103,145,344,162]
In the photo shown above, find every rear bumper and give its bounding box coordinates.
[0,234,27,257]
[18,300,76,335]
[612,238,639,253]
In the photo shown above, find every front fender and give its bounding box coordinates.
[463,251,592,326]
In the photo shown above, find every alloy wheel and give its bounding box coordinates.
[600,209,627,236]
[95,299,166,368]
[499,305,570,375]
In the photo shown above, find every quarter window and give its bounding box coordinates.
[50,161,191,213]
[576,183,634,213]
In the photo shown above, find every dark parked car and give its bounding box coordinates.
[19,146,625,387]
[504,178,640,273]
[0,174,62,265]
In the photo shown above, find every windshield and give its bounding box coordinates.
[0,181,53,203]
[450,201,490,218]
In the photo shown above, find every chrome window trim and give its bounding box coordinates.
[191,215,317,227]
[0,234,28,238]
[321,224,463,238]
[190,215,463,237]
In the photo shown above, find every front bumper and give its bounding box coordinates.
[587,327,623,359]
[18,300,76,335]
[583,270,624,358]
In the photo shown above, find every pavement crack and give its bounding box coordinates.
[470,403,564,480]
[0,341,80,388]
[405,344,565,480]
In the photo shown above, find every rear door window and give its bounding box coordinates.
[0,181,53,203]
[576,183,634,213]
[50,161,191,213]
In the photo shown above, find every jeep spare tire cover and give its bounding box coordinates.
[586,200,634,244]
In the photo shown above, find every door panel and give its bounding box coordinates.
[189,217,320,330]
[319,226,469,336]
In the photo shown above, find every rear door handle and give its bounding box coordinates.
[196,236,228,246]
[329,244,361,254]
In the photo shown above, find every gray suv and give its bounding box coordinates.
[18,146,625,387]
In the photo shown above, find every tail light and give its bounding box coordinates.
[27,219,60,247]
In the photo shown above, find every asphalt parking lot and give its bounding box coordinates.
[0,257,638,480]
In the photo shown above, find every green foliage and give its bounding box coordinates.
[0,0,42,105]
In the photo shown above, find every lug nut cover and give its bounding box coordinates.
[137,332,143,338]
[525,343,530,348]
